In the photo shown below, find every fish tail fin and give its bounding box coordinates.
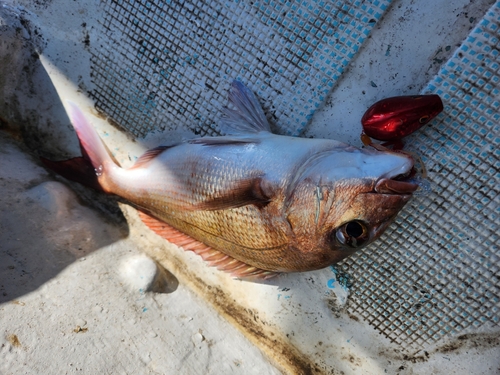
[42,102,119,193]
[40,155,105,192]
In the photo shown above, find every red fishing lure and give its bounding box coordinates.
[361,95,443,142]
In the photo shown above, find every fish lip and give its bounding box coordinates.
[375,154,418,195]
[375,178,419,195]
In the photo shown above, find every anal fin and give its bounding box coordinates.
[138,211,279,280]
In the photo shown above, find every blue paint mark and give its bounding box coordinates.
[327,279,336,288]
[385,44,391,56]
[142,307,148,313]
[330,266,353,289]
[277,293,281,301]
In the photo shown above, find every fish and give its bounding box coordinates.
[42,81,418,279]
[361,95,444,142]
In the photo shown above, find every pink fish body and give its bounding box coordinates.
[44,82,418,278]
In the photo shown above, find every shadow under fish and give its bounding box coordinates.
[42,81,418,279]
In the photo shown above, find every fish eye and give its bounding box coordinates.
[334,221,370,248]
[419,115,430,124]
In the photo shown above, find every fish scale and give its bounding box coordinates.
[119,148,291,252]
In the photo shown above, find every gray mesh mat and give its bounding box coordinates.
[86,0,499,352]
[339,2,500,350]
[89,0,390,137]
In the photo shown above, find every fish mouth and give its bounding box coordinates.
[375,155,419,195]
[375,176,419,195]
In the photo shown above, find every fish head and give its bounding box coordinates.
[284,147,418,270]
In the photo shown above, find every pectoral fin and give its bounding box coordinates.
[195,176,271,211]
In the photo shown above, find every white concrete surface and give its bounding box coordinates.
[0,133,281,375]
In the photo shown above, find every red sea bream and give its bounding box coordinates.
[43,81,418,278]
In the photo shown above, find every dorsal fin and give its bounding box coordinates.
[219,81,272,135]
[129,146,172,170]
[138,211,279,280]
